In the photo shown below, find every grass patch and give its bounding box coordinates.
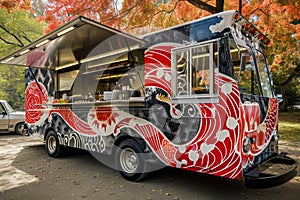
[278,109,300,143]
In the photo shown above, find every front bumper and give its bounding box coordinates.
[245,153,297,189]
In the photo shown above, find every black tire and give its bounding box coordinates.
[45,130,63,158]
[115,139,148,181]
[15,122,24,135]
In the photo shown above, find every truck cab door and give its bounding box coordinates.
[238,50,274,121]
[0,102,9,131]
[232,43,273,120]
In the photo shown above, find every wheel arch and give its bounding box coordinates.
[112,128,149,156]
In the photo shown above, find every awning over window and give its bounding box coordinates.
[0,16,147,70]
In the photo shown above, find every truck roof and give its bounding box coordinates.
[141,10,269,45]
[141,10,237,40]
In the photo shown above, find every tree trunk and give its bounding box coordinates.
[280,85,289,112]
[187,0,224,13]
[216,0,224,12]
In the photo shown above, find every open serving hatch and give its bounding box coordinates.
[0,16,148,70]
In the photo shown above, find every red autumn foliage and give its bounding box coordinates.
[0,0,32,11]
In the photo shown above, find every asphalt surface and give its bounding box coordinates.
[0,133,299,200]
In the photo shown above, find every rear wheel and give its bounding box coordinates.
[115,139,148,181]
[45,130,63,158]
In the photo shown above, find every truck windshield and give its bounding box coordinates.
[230,38,260,95]
[229,37,273,98]
[256,51,273,97]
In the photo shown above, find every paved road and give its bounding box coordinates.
[0,133,299,200]
[0,133,41,192]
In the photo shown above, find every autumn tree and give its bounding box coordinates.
[40,0,220,33]
[119,0,214,34]
[0,0,31,11]
[242,0,300,110]
[40,0,122,32]
[0,3,45,108]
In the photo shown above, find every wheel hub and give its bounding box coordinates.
[120,148,138,173]
[47,136,57,154]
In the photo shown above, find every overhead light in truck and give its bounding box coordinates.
[57,26,75,36]
[36,39,50,47]
[80,44,141,65]
[55,61,79,70]
[20,49,30,55]
[4,57,14,63]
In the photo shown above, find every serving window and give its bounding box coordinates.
[55,49,145,103]
[171,41,218,102]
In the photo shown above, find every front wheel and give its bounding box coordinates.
[45,130,63,158]
[115,139,148,181]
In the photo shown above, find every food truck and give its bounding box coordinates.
[0,10,296,188]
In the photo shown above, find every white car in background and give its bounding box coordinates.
[0,100,25,135]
